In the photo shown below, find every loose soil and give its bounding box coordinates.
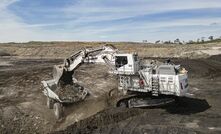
[0,43,221,134]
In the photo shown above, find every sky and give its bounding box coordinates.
[0,0,221,43]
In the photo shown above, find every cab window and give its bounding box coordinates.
[115,56,128,68]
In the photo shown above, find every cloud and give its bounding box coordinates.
[0,0,221,42]
[61,0,221,41]
[64,0,221,23]
[0,0,17,10]
[0,0,41,42]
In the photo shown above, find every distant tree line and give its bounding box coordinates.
[150,35,221,45]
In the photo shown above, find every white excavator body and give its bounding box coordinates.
[41,45,189,119]
[112,53,188,96]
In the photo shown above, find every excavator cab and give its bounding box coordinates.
[113,53,140,75]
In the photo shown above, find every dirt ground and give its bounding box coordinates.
[0,57,117,133]
[0,42,221,134]
[54,55,221,134]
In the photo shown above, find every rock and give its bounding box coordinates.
[35,116,40,119]
[13,116,19,121]
[55,83,87,102]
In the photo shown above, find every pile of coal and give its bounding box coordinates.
[55,83,86,102]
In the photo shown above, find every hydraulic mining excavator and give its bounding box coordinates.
[42,45,188,119]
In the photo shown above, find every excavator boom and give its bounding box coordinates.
[53,45,118,85]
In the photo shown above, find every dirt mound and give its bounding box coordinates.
[152,55,221,79]
[0,49,11,56]
[1,42,220,59]
[176,57,221,79]
[55,84,86,102]
[53,108,146,134]
[53,97,211,134]
[208,54,221,62]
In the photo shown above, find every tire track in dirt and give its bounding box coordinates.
[121,115,142,134]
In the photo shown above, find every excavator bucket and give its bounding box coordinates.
[53,64,74,85]
[53,64,64,84]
